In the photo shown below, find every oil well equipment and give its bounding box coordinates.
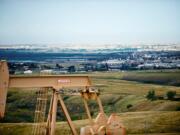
[0,60,126,135]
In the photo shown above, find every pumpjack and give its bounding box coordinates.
[0,60,126,135]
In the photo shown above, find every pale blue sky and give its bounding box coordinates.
[0,0,180,46]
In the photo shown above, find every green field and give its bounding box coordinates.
[0,70,180,134]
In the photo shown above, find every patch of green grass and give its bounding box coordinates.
[114,95,146,112]
[122,71,180,86]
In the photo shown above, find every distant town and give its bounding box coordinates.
[0,44,180,74]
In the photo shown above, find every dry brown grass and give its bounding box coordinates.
[0,111,179,135]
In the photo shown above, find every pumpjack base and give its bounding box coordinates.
[80,113,126,135]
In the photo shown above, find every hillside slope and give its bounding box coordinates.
[0,111,179,135]
[1,71,180,122]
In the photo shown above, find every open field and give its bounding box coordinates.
[0,71,180,134]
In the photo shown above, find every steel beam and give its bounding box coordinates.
[9,75,91,89]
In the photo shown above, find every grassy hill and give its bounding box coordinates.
[0,70,180,134]
[121,70,180,86]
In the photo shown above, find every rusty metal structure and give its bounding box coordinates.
[0,60,126,135]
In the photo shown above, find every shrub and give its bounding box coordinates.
[166,91,176,100]
[146,90,156,101]
[127,104,133,109]
[176,106,180,111]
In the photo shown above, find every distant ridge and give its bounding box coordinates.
[0,44,179,53]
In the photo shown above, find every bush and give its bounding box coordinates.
[176,106,180,111]
[127,104,133,109]
[166,91,176,100]
[146,90,156,101]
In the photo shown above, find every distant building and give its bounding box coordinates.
[24,70,33,74]
[53,70,68,74]
[40,69,53,74]
[137,63,154,69]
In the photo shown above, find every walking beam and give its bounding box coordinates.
[9,75,91,89]
[0,60,91,118]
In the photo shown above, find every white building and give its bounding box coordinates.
[40,69,53,74]
[24,70,33,74]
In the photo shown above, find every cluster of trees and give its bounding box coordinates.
[146,90,177,101]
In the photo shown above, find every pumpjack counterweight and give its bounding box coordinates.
[0,60,126,135]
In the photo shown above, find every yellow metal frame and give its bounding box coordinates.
[0,60,91,118]
[0,60,91,135]
[0,60,126,135]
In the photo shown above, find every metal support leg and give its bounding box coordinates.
[46,93,53,135]
[96,95,104,114]
[83,98,94,125]
[50,90,57,135]
[58,94,78,135]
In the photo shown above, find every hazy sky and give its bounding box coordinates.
[0,0,180,46]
